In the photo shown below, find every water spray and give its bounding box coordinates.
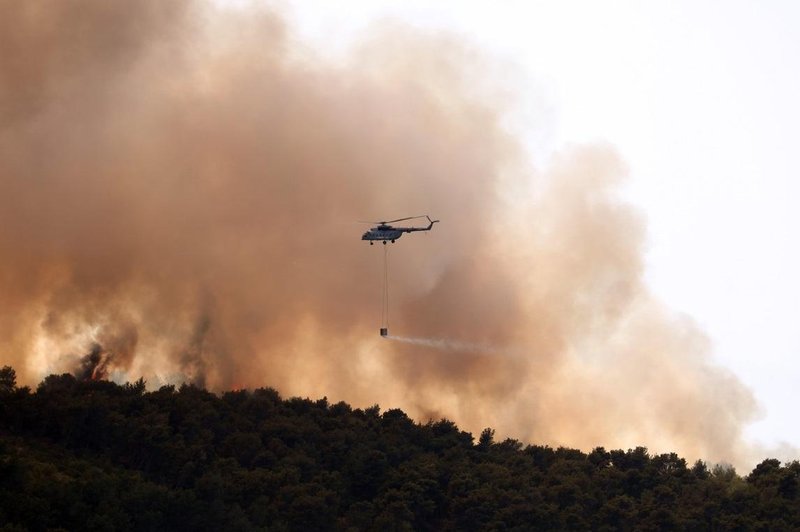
[385,334,523,357]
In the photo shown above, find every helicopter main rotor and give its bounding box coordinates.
[359,215,428,225]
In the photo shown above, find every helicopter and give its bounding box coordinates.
[361,215,439,244]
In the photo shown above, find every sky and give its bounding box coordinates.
[278,0,800,450]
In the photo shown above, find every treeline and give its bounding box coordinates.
[0,366,799,531]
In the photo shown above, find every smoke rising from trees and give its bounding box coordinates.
[0,0,767,467]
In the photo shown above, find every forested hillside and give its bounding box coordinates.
[1,366,798,531]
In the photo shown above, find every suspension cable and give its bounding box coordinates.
[381,244,389,329]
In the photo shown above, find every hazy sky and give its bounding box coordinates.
[279,0,800,451]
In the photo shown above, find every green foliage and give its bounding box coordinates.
[0,365,799,530]
[0,366,16,395]
[477,428,495,450]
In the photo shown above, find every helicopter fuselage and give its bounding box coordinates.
[361,216,438,244]
[361,227,405,243]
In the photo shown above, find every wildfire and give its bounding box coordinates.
[75,343,111,382]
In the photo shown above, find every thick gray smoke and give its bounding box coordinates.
[0,0,768,468]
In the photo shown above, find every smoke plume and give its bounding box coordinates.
[0,0,768,467]
[75,343,109,382]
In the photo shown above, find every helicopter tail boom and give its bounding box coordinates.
[400,216,439,233]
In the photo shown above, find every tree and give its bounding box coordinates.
[0,366,16,395]
[711,462,738,483]
[3,372,800,529]
[748,458,781,485]
[477,428,495,450]
[691,459,710,480]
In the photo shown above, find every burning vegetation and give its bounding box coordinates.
[74,343,110,382]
